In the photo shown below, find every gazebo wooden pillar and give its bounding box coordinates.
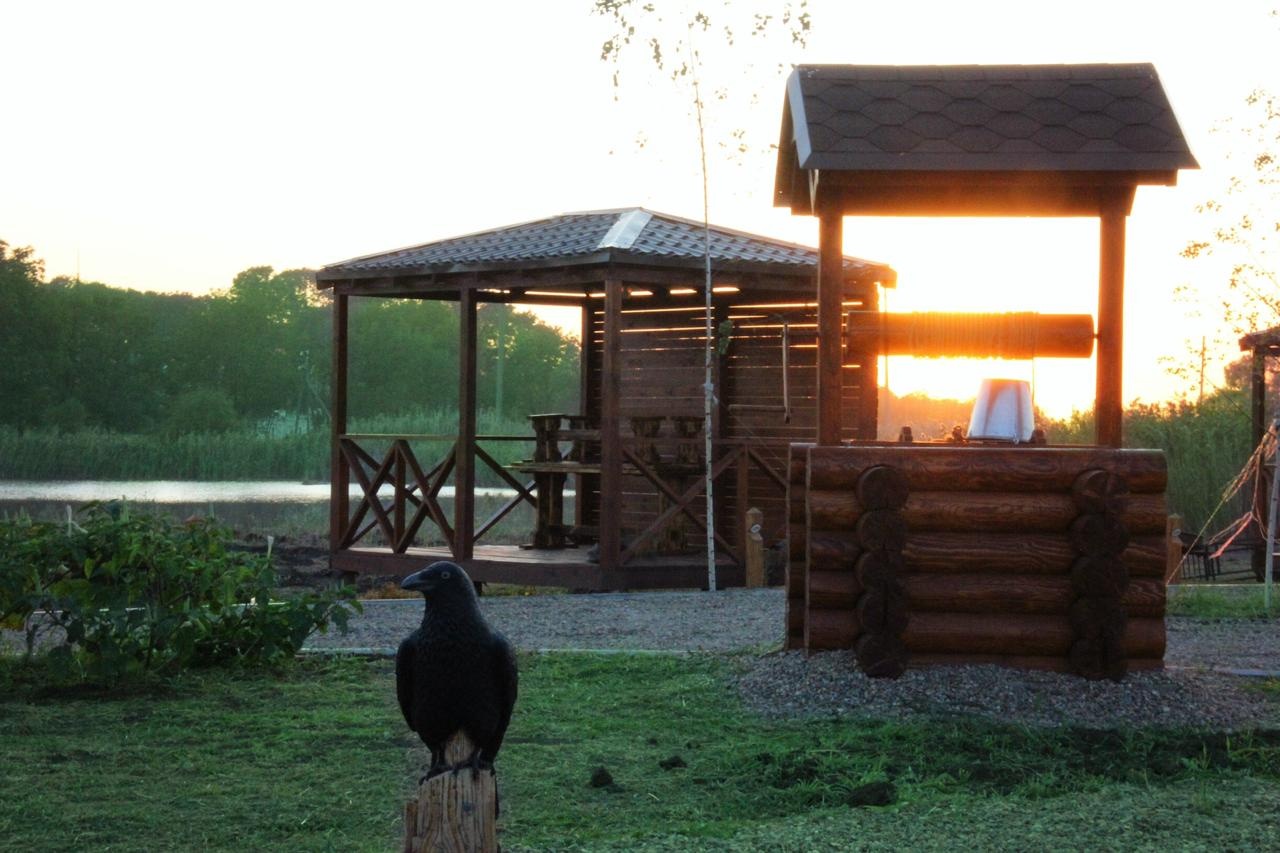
[329,293,349,556]
[597,278,624,572]
[455,287,478,560]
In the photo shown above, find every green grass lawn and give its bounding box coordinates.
[1167,583,1280,620]
[2,654,1279,851]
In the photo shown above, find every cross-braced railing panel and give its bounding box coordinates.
[339,437,457,553]
[337,434,538,556]
[618,441,787,565]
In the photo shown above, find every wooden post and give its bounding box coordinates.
[1096,195,1129,447]
[394,444,407,549]
[598,279,624,573]
[854,279,879,441]
[402,733,496,853]
[745,507,765,587]
[1252,348,1268,453]
[1250,350,1268,582]
[455,289,477,560]
[578,304,595,532]
[330,293,350,558]
[736,447,750,557]
[1165,514,1184,584]
[817,209,844,447]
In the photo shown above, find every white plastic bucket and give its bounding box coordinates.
[967,378,1034,443]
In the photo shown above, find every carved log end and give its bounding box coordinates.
[1069,637,1129,682]
[855,510,908,553]
[1069,597,1128,641]
[855,550,905,589]
[1070,555,1130,598]
[856,465,909,510]
[1072,468,1130,514]
[855,584,909,635]
[855,633,909,679]
[1069,513,1130,557]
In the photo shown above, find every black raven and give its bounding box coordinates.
[395,561,518,780]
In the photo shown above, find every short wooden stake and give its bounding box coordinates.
[1164,514,1183,584]
[745,507,765,588]
[402,733,497,853]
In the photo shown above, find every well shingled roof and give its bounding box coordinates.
[781,63,1197,174]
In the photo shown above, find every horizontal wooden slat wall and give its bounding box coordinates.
[721,300,865,546]
[582,291,870,578]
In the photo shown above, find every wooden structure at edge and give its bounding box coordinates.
[1238,327,1280,580]
[787,444,1169,676]
[316,210,894,589]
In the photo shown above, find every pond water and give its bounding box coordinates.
[0,481,552,540]
[0,480,517,503]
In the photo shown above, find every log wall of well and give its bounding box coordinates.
[791,444,1169,678]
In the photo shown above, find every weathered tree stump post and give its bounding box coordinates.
[402,733,497,853]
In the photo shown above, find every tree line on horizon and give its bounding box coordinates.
[0,240,581,435]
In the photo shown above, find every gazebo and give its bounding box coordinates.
[317,208,894,589]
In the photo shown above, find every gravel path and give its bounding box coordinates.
[303,588,1280,731]
[305,588,784,653]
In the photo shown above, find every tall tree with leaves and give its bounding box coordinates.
[1183,90,1280,336]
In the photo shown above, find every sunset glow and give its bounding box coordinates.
[2,1,1276,419]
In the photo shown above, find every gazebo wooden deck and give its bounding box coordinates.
[316,209,894,589]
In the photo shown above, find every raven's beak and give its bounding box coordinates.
[401,569,432,592]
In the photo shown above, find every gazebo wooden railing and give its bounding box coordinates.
[335,434,535,556]
[333,431,787,572]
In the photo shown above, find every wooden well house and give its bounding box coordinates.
[317,209,895,590]
[775,64,1198,678]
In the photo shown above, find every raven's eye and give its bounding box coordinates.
[441,571,451,579]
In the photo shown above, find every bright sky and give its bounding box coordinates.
[3,1,1277,418]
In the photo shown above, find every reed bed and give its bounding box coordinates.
[0,408,534,483]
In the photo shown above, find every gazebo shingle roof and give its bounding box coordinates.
[317,208,889,282]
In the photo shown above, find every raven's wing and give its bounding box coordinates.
[487,631,519,761]
[394,636,416,731]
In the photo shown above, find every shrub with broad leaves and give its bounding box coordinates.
[0,503,359,682]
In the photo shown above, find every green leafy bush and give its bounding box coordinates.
[162,386,240,436]
[0,504,359,682]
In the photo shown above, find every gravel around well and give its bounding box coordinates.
[301,587,1280,731]
[9,586,1279,731]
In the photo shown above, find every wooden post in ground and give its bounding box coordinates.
[745,507,765,588]
[1165,514,1183,584]
[402,733,497,853]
